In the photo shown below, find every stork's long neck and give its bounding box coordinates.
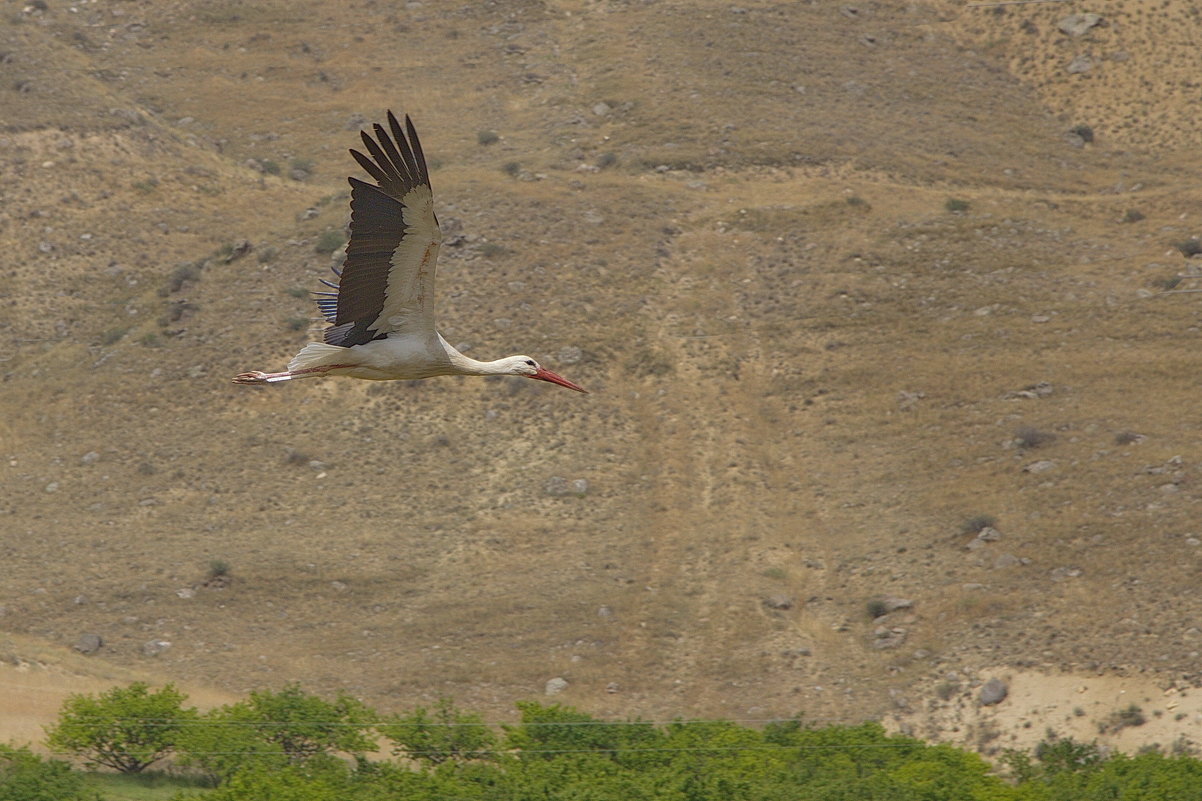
[442,337,515,376]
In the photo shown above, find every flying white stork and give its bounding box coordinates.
[233,111,586,393]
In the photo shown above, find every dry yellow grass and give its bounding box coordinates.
[3,0,1202,753]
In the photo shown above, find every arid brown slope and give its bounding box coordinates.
[3,0,1202,744]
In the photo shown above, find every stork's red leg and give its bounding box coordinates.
[232,364,356,385]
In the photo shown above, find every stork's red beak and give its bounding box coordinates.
[531,366,587,393]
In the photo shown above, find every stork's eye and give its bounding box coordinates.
[525,360,536,367]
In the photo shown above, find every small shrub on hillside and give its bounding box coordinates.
[165,262,202,294]
[1122,209,1145,223]
[315,230,347,254]
[944,198,970,213]
[1114,431,1143,445]
[866,599,889,619]
[1069,124,1094,143]
[960,514,996,534]
[476,130,499,145]
[1153,274,1183,291]
[259,159,281,176]
[207,559,231,580]
[1172,238,1202,257]
[286,316,309,331]
[1014,426,1056,449]
[596,152,618,169]
[287,286,310,299]
[1099,704,1147,734]
[501,161,521,177]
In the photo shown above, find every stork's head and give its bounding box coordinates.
[507,356,587,393]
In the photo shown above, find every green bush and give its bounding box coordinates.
[0,745,89,801]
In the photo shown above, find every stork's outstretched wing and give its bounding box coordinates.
[318,111,442,347]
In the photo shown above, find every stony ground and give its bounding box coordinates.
[4,0,1202,753]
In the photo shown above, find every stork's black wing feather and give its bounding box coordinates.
[318,111,437,347]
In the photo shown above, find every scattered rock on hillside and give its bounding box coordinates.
[1066,55,1094,75]
[1004,382,1052,400]
[762,594,795,611]
[979,677,1008,705]
[966,527,1003,551]
[1058,13,1103,37]
[1023,460,1056,474]
[872,626,906,650]
[545,676,568,695]
[142,639,170,657]
[544,476,588,497]
[72,632,102,655]
[993,552,1024,569]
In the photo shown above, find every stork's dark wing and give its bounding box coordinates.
[319,111,442,347]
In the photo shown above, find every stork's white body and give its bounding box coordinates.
[280,334,531,383]
[233,111,585,394]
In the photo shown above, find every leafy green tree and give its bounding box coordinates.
[44,681,196,773]
[379,697,496,765]
[0,744,90,801]
[178,683,374,783]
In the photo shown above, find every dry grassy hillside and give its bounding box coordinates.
[4,0,1202,749]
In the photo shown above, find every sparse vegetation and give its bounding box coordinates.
[259,159,281,176]
[1153,274,1184,291]
[1122,208,1145,223]
[315,230,347,254]
[476,129,499,145]
[1098,704,1147,734]
[207,559,230,580]
[285,316,309,331]
[960,514,996,534]
[100,327,129,346]
[1014,426,1056,449]
[287,286,310,298]
[944,197,970,213]
[501,161,521,177]
[479,242,507,258]
[596,151,619,169]
[1114,431,1143,445]
[257,245,280,263]
[761,566,788,581]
